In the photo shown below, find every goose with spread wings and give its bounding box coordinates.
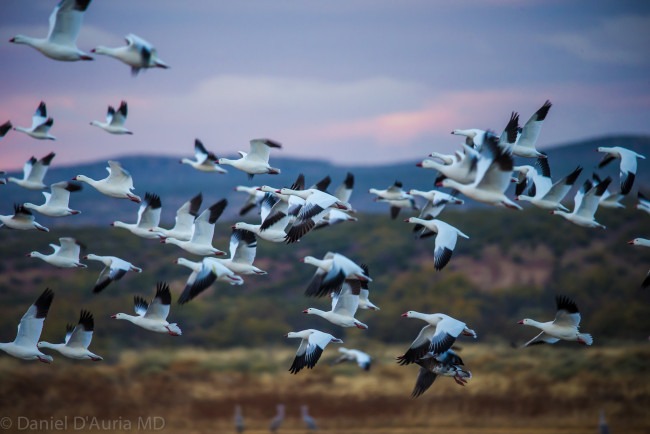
[303,282,368,329]
[217,138,282,178]
[516,295,592,347]
[111,283,181,335]
[27,237,86,268]
[8,152,56,190]
[0,204,49,232]
[175,257,243,304]
[9,0,93,61]
[90,101,132,135]
[404,218,469,270]
[24,181,82,217]
[216,229,266,275]
[551,177,611,228]
[84,253,142,293]
[397,311,476,365]
[151,193,202,241]
[180,139,226,173]
[411,349,472,398]
[13,102,56,140]
[597,146,646,195]
[38,310,102,360]
[162,199,227,256]
[302,252,371,298]
[0,288,55,363]
[285,329,343,374]
[92,33,169,76]
[74,160,141,203]
[111,192,162,239]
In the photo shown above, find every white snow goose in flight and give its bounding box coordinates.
[151,193,202,241]
[285,329,343,374]
[27,237,86,268]
[451,128,488,150]
[217,229,267,275]
[551,177,611,228]
[450,108,519,152]
[175,257,243,304]
[411,349,472,398]
[162,199,227,256]
[8,152,56,190]
[303,282,368,329]
[217,138,282,178]
[368,180,409,201]
[511,100,552,158]
[302,252,371,297]
[439,132,522,210]
[24,181,82,217]
[13,101,56,140]
[592,174,624,209]
[516,295,593,347]
[111,282,182,335]
[404,218,469,270]
[84,253,142,293]
[398,311,476,365]
[333,347,372,371]
[0,288,54,363]
[0,120,12,140]
[407,190,464,238]
[234,185,265,215]
[314,173,358,229]
[0,204,49,232]
[92,33,169,76]
[37,310,102,361]
[515,162,583,212]
[9,0,93,61]
[597,146,646,195]
[73,160,141,203]
[419,146,479,186]
[90,101,132,135]
[180,139,226,173]
[280,187,350,243]
[513,156,552,198]
[232,193,290,243]
[636,192,650,215]
[111,192,162,239]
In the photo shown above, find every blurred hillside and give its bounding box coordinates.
[1,134,649,227]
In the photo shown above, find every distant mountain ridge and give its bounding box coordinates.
[1,135,649,226]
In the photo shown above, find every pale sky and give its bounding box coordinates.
[1,0,649,170]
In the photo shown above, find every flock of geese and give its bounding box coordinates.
[1,3,648,429]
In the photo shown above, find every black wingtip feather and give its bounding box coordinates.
[535,156,551,178]
[34,288,54,319]
[434,247,453,271]
[314,176,331,192]
[155,282,172,305]
[594,176,612,196]
[188,193,203,217]
[565,166,582,186]
[291,173,305,191]
[207,199,227,224]
[536,100,552,121]
[555,295,579,314]
[134,295,149,312]
[620,173,634,195]
[41,152,56,165]
[0,120,12,136]
[64,181,83,193]
[178,273,217,305]
[78,309,94,332]
[144,192,162,209]
[344,172,354,189]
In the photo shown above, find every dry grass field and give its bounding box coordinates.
[0,342,648,433]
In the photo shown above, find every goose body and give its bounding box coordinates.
[216,229,266,275]
[38,310,102,360]
[84,253,142,293]
[517,295,592,347]
[285,329,343,374]
[408,190,464,237]
[180,139,226,173]
[0,205,49,232]
[9,0,93,62]
[368,180,408,200]
[512,100,552,158]
[152,193,202,241]
[13,101,56,140]
[175,257,243,304]
[398,311,476,365]
[440,133,521,210]
[334,347,372,370]
[92,34,169,75]
[0,289,54,363]
[112,283,181,335]
[8,152,55,190]
[515,164,582,211]
[304,283,367,329]
[593,174,625,209]
[418,146,478,185]
[302,252,371,297]
[27,237,86,268]
[405,218,469,270]
[73,160,141,203]
[551,178,611,228]
[90,101,132,134]
[162,199,227,256]
[24,181,82,217]
[597,146,646,194]
[411,349,472,398]
[111,192,162,239]
[217,138,282,177]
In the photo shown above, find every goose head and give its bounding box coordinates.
[517,318,532,325]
